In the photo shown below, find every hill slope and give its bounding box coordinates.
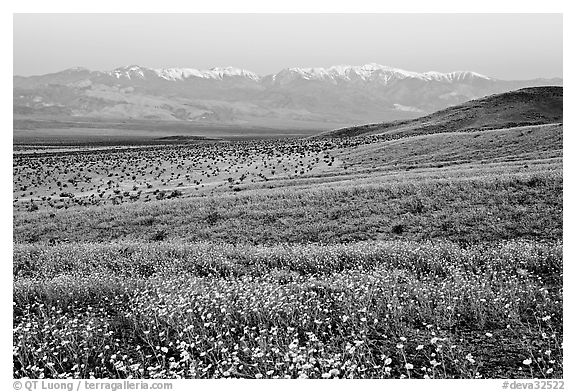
[320,86,563,139]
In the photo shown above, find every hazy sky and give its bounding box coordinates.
[14,13,562,79]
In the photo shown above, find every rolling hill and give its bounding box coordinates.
[319,86,563,139]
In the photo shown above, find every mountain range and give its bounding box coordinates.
[14,64,562,129]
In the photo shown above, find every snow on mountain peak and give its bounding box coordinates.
[421,70,492,82]
[153,66,260,81]
[95,64,492,84]
[272,64,491,84]
[207,67,260,80]
[110,65,148,80]
[154,68,206,80]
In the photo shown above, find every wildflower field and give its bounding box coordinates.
[13,125,563,379]
[14,240,562,379]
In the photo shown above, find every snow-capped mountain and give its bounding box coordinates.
[97,63,494,84]
[267,64,493,84]
[13,63,562,128]
[109,65,261,81]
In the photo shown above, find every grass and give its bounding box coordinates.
[341,124,562,171]
[14,170,562,245]
[13,239,562,379]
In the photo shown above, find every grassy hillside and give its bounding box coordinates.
[321,87,562,139]
[14,170,562,245]
[13,89,563,378]
[340,124,562,171]
[15,122,562,245]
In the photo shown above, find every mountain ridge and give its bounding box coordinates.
[14,64,562,128]
[13,63,514,83]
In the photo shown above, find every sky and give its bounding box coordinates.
[13,13,563,80]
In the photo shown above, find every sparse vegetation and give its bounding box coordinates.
[14,171,562,245]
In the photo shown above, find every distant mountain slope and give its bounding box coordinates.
[319,86,563,138]
[14,64,562,129]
